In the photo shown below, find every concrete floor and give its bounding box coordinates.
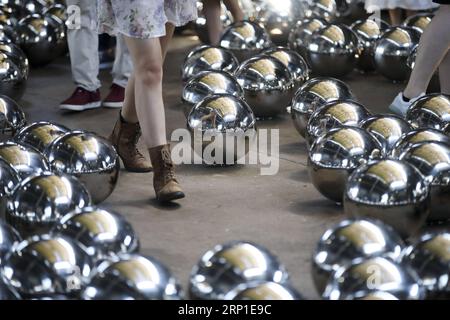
[19,35,412,299]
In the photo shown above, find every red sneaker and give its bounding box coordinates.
[103,83,125,108]
[60,87,102,111]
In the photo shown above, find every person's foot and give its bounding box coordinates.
[149,144,185,203]
[60,87,101,112]
[388,92,426,117]
[103,84,125,108]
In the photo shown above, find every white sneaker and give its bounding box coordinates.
[388,92,425,117]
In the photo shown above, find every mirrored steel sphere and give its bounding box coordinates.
[262,46,310,88]
[182,70,244,107]
[306,99,370,145]
[6,172,91,237]
[391,128,450,158]
[323,257,423,300]
[334,0,370,25]
[0,157,19,216]
[14,121,69,153]
[187,94,256,165]
[0,278,20,299]
[288,18,328,60]
[308,126,382,203]
[401,232,450,298]
[0,42,29,79]
[312,218,404,296]
[307,24,361,77]
[54,206,139,262]
[406,94,450,130]
[0,95,25,141]
[374,26,421,82]
[361,114,413,154]
[403,13,434,34]
[224,281,302,300]
[219,21,272,62]
[17,14,58,67]
[43,5,67,57]
[351,18,389,72]
[181,45,239,82]
[81,254,183,300]
[22,0,46,15]
[189,241,290,300]
[236,55,294,118]
[290,77,355,137]
[306,0,337,22]
[399,142,450,221]
[344,159,430,237]
[45,131,120,204]
[0,51,27,101]
[0,141,49,179]
[1,234,94,297]
[0,220,20,264]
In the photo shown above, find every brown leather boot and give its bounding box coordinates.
[109,116,152,172]
[149,144,185,202]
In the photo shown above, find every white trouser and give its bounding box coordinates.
[66,0,132,91]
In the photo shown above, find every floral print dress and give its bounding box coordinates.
[98,0,198,39]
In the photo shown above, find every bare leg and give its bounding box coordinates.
[223,0,244,21]
[439,51,450,94]
[389,8,403,25]
[403,6,450,98]
[203,0,222,45]
[160,23,175,61]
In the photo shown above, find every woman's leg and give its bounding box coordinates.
[203,0,222,45]
[439,51,450,94]
[389,8,403,25]
[160,23,175,61]
[223,0,244,21]
[404,6,450,98]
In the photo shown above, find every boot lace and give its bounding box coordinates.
[161,147,176,181]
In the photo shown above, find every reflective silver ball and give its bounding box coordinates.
[312,218,404,296]
[351,18,389,72]
[399,142,450,221]
[323,257,424,300]
[344,159,430,237]
[0,157,19,217]
[236,55,294,118]
[189,241,290,300]
[391,128,450,158]
[224,281,302,300]
[187,94,256,165]
[6,172,91,237]
[43,4,67,57]
[22,0,46,15]
[306,99,370,145]
[355,291,400,300]
[54,206,139,263]
[181,45,239,82]
[374,26,421,82]
[0,141,49,179]
[361,114,413,155]
[306,24,361,77]
[219,21,273,62]
[0,220,20,264]
[17,14,58,67]
[0,277,20,299]
[1,234,94,297]
[406,94,450,130]
[401,232,450,299]
[306,0,337,22]
[14,121,69,153]
[0,43,29,100]
[0,95,26,141]
[0,42,29,79]
[403,13,434,34]
[288,18,328,61]
[308,126,382,203]
[290,77,355,137]
[262,46,310,88]
[182,70,244,107]
[81,254,183,300]
[45,131,120,204]
[334,0,370,25]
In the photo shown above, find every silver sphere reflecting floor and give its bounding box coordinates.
[399,142,450,221]
[189,241,290,300]
[323,257,424,300]
[6,172,91,237]
[0,157,19,217]
[0,220,20,264]
[45,131,120,204]
[344,159,430,237]
[406,94,450,130]
[0,95,26,142]
[308,126,382,203]
[312,218,404,296]
[0,141,49,179]
[288,18,328,61]
[0,43,28,100]
[290,77,355,137]
[224,281,302,300]
[391,128,450,158]
[403,13,434,34]
[54,206,140,263]
[81,254,183,300]
[181,45,239,82]
[14,121,69,153]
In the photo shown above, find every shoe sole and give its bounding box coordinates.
[103,101,124,108]
[123,165,153,173]
[157,191,185,203]
[60,101,102,112]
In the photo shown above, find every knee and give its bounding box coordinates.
[135,61,163,87]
